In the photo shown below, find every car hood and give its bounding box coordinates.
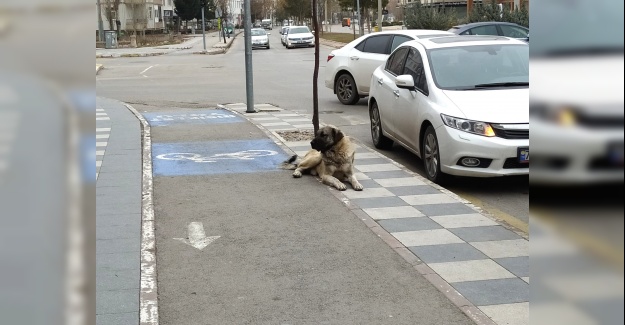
[288,33,313,38]
[442,88,529,124]
[251,35,268,40]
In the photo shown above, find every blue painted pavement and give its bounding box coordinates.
[143,109,243,126]
[152,139,290,176]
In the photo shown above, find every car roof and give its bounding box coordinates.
[405,35,527,49]
[451,21,527,29]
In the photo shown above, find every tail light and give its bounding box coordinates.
[327,54,335,62]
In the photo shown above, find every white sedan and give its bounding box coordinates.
[324,30,454,105]
[368,36,529,183]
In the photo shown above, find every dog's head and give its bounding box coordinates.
[310,125,344,152]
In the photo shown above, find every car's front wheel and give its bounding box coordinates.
[370,101,393,150]
[335,74,359,105]
[422,126,448,184]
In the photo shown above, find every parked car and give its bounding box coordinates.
[324,30,454,105]
[251,28,270,49]
[280,26,291,46]
[284,26,314,49]
[448,22,529,42]
[368,35,529,183]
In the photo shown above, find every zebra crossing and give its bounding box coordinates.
[96,106,110,179]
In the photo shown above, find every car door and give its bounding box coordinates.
[393,47,431,152]
[373,47,409,138]
[349,35,393,94]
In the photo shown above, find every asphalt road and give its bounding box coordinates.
[96,31,529,234]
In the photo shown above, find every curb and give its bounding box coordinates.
[122,103,158,325]
[96,52,167,59]
[319,38,347,49]
[96,64,103,75]
[219,104,498,325]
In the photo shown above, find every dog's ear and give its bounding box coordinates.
[333,128,345,144]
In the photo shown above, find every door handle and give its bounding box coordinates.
[393,90,400,97]
[349,56,359,60]
[377,78,384,85]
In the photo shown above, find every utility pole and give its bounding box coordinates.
[96,0,104,42]
[201,3,206,51]
[243,0,255,113]
[377,0,382,32]
[356,0,361,36]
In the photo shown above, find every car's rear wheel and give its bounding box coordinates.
[422,126,448,184]
[370,101,393,150]
[335,74,359,105]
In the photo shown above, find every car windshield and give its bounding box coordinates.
[428,44,529,90]
[530,0,623,57]
[289,27,310,34]
[251,29,266,36]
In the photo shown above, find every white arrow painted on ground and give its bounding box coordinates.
[173,222,220,250]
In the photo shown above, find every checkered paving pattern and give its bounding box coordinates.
[96,106,111,179]
[229,103,530,325]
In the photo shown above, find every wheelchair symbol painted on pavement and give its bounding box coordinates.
[156,150,279,163]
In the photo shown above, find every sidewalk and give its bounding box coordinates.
[223,103,530,325]
[95,31,240,58]
[95,97,143,325]
[95,99,528,325]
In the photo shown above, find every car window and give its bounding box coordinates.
[362,35,392,54]
[427,44,528,90]
[403,48,428,94]
[390,35,413,52]
[251,29,266,36]
[385,47,409,76]
[355,40,366,51]
[500,25,529,38]
[289,27,310,34]
[459,30,471,35]
[469,25,499,36]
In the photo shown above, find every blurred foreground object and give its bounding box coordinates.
[1,1,93,325]
[530,0,624,186]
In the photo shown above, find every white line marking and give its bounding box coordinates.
[96,128,111,132]
[96,134,109,139]
[96,150,105,156]
[96,142,108,147]
[96,117,110,121]
[140,65,157,75]
[96,161,102,167]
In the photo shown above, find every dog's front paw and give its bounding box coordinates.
[292,170,302,178]
[335,183,347,191]
[352,183,364,191]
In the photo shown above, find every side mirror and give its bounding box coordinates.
[395,75,415,90]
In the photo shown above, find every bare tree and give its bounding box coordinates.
[104,0,121,32]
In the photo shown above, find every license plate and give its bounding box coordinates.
[297,41,306,44]
[518,147,529,163]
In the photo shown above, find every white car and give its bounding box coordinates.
[325,30,454,105]
[368,35,529,183]
[250,28,270,49]
[284,26,314,49]
[280,26,290,46]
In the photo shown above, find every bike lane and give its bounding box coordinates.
[147,108,475,324]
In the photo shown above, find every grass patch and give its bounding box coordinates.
[319,32,357,44]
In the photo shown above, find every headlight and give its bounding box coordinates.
[530,103,578,127]
[441,114,496,137]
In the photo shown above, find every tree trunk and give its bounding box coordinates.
[312,0,320,133]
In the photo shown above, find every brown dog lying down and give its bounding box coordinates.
[281,125,363,191]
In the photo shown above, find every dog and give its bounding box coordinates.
[281,125,363,191]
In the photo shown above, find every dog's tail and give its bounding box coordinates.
[280,154,299,170]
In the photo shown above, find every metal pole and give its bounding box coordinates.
[356,0,361,35]
[96,0,104,42]
[201,7,206,51]
[377,0,382,32]
[243,0,255,113]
